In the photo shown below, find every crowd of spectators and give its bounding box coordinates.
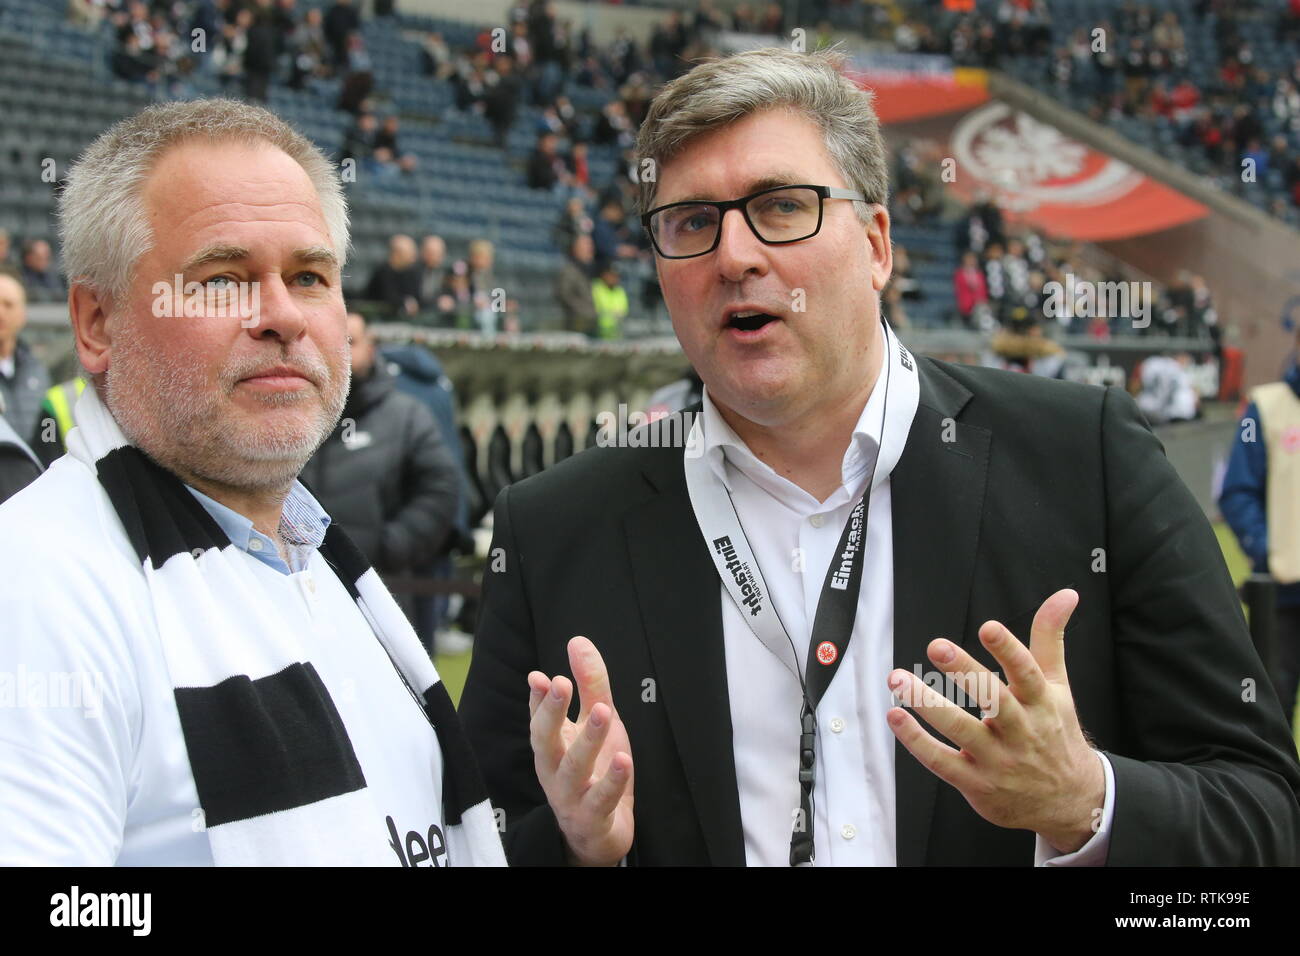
[45,0,1242,340]
[1041,0,1300,220]
[951,192,1220,342]
[102,0,356,102]
[885,0,1300,224]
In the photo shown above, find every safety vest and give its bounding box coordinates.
[591,280,628,341]
[1252,380,1300,584]
[41,377,86,449]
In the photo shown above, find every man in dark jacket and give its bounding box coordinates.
[0,271,51,448]
[299,313,461,625]
[364,234,421,318]
[0,394,41,505]
[243,0,279,102]
[382,342,472,653]
[322,0,361,71]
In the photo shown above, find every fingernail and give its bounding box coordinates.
[590,709,604,728]
[934,641,954,662]
[551,683,563,700]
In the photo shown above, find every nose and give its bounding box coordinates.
[242,273,309,343]
[713,206,769,283]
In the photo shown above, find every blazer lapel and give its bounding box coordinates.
[890,357,991,866]
[623,446,747,866]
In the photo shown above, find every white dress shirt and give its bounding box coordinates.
[697,356,1114,866]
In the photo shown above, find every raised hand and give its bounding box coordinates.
[527,636,634,866]
[886,589,1106,853]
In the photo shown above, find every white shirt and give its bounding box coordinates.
[699,366,1114,866]
[0,454,448,865]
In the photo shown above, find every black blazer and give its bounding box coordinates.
[459,355,1300,865]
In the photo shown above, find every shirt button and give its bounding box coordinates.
[809,514,825,528]
[248,538,263,552]
[829,717,845,733]
[841,824,857,840]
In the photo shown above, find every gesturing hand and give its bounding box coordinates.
[527,636,634,866]
[886,589,1106,854]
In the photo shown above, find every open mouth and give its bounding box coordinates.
[727,311,780,332]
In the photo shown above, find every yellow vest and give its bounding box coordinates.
[591,280,628,340]
[1252,381,1300,584]
[41,377,86,448]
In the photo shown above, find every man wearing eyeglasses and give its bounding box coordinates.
[460,47,1300,866]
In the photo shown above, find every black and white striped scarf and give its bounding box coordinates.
[66,385,505,866]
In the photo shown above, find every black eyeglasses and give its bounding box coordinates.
[641,184,872,259]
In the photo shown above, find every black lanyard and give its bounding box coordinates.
[685,317,897,865]
[789,492,869,864]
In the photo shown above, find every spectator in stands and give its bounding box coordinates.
[111,30,160,85]
[337,110,376,171]
[416,235,447,312]
[1002,238,1033,305]
[20,240,64,303]
[1136,352,1199,424]
[466,239,498,334]
[592,197,637,262]
[214,9,251,93]
[372,115,417,176]
[243,0,279,103]
[954,250,989,330]
[484,54,524,148]
[553,95,580,139]
[590,259,628,341]
[365,234,421,318]
[300,313,461,628]
[592,98,634,149]
[555,235,596,336]
[436,260,474,328]
[890,245,922,302]
[569,141,591,192]
[1221,307,1300,735]
[955,192,1004,255]
[337,31,375,114]
[0,230,11,268]
[0,271,50,447]
[553,195,592,253]
[323,0,361,72]
[526,132,570,191]
[649,11,688,77]
[287,7,329,89]
[982,241,1008,318]
[420,31,453,81]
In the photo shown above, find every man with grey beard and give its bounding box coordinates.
[0,99,506,865]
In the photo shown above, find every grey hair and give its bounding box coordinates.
[57,98,349,305]
[635,46,889,223]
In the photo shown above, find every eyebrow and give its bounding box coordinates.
[661,173,808,207]
[180,244,340,272]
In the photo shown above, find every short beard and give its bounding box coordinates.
[104,326,351,496]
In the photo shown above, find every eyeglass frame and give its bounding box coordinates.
[640,183,874,260]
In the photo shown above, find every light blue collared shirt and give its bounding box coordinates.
[185,480,331,575]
